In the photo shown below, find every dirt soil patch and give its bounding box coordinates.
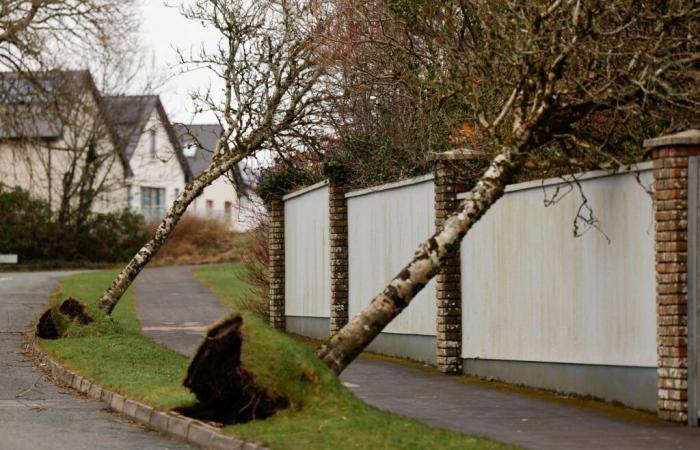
[36,309,60,339]
[36,297,94,339]
[181,316,289,423]
[58,297,94,325]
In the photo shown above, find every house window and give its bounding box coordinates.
[206,199,214,216]
[174,188,180,199]
[224,201,232,226]
[140,187,165,222]
[149,129,156,158]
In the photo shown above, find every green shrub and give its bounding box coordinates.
[0,184,53,260]
[0,184,148,263]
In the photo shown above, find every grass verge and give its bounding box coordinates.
[38,267,514,450]
[38,270,194,410]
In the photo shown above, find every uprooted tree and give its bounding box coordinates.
[95,0,331,314]
[96,0,698,394]
[314,0,700,374]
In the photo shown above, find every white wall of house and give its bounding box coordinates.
[126,110,186,222]
[0,92,128,213]
[190,176,240,229]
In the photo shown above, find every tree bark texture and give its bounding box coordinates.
[96,153,242,314]
[316,146,525,375]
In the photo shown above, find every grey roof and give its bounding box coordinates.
[103,96,192,182]
[0,104,62,139]
[0,71,93,140]
[174,123,223,177]
[0,70,131,175]
[102,95,159,161]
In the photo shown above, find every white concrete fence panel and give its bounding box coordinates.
[459,165,656,367]
[347,175,437,336]
[284,181,331,318]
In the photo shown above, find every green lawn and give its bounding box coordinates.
[38,265,515,450]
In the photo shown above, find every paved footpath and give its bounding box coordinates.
[135,266,700,450]
[0,270,190,450]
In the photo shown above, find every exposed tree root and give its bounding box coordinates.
[181,316,289,424]
[35,298,93,339]
[58,297,94,325]
[36,309,59,340]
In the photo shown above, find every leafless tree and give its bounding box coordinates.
[316,0,700,374]
[0,2,169,234]
[96,0,331,313]
[0,0,136,73]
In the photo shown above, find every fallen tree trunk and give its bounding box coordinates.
[316,145,526,375]
[96,153,244,314]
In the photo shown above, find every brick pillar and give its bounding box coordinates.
[329,181,349,333]
[268,196,286,330]
[645,130,700,423]
[431,149,483,374]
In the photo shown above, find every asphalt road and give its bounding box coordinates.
[0,270,191,450]
[134,265,700,450]
[135,265,231,356]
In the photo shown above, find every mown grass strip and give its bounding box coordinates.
[39,267,515,450]
[194,263,515,450]
[38,270,194,410]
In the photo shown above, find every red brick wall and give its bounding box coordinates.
[329,182,349,333]
[268,197,286,330]
[434,159,468,374]
[652,146,700,422]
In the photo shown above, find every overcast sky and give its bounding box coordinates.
[139,0,222,124]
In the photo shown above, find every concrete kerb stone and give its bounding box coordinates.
[80,377,92,394]
[30,341,268,449]
[110,393,126,413]
[122,399,139,418]
[166,415,191,440]
[100,388,113,404]
[88,383,103,400]
[71,374,83,391]
[210,434,245,450]
[149,410,170,431]
[134,401,154,424]
[188,424,215,447]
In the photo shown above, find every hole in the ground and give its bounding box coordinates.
[178,315,289,424]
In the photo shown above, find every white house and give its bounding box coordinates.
[0,70,262,230]
[175,123,261,231]
[103,96,192,222]
[0,71,129,214]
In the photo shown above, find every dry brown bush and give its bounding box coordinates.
[239,229,269,319]
[149,214,244,266]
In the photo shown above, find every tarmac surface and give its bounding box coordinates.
[135,265,231,355]
[0,270,190,450]
[134,265,700,450]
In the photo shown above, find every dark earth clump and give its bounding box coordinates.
[58,297,94,325]
[180,316,289,423]
[36,309,60,339]
[36,297,94,339]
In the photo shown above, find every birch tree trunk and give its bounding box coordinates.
[316,145,525,375]
[96,153,243,314]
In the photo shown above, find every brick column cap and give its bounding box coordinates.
[644,129,700,149]
[429,148,487,161]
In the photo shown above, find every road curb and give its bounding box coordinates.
[30,340,267,450]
